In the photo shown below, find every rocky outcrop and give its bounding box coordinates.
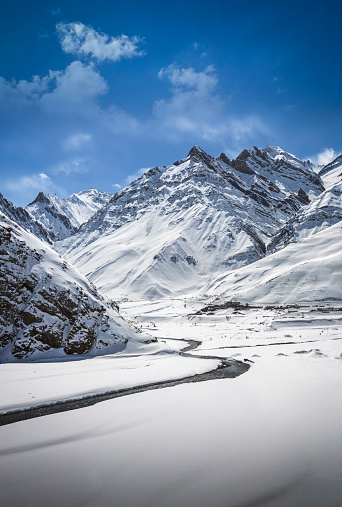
[0,212,152,361]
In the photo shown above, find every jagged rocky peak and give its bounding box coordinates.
[232,149,256,175]
[187,145,213,164]
[28,191,53,206]
[218,152,231,165]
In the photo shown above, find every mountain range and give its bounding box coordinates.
[1,145,341,360]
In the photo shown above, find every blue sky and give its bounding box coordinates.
[1,0,342,205]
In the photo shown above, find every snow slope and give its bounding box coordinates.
[1,345,342,507]
[268,181,342,251]
[318,153,342,189]
[204,220,342,305]
[0,211,156,361]
[56,146,323,300]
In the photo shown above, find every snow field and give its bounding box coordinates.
[1,355,342,507]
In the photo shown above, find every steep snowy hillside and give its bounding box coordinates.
[56,146,324,300]
[0,211,154,361]
[0,193,58,244]
[204,220,342,305]
[268,183,342,252]
[27,188,113,241]
[318,154,342,189]
[268,154,342,252]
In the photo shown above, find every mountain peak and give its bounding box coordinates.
[187,145,211,163]
[188,145,209,157]
[28,191,51,206]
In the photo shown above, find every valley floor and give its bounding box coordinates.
[1,298,342,506]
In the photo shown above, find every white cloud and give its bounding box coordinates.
[56,22,144,63]
[0,74,52,108]
[229,117,269,143]
[154,65,224,141]
[112,183,121,190]
[0,61,107,114]
[158,64,218,95]
[154,64,267,146]
[309,148,336,167]
[5,172,61,196]
[50,158,92,175]
[41,61,108,113]
[63,133,92,150]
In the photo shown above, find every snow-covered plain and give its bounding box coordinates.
[1,297,342,507]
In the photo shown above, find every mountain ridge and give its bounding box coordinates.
[55,145,326,300]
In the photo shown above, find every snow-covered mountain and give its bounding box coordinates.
[0,211,154,361]
[0,189,113,245]
[204,220,342,305]
[26,188,113,242]
[56,145,324,300]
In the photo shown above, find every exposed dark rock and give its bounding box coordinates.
[0,213,132,360]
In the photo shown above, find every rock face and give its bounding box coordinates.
[56,145,325,300]
[0,212,150,361]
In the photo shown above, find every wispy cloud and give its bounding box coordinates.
[56,22,144,63]
[112,183,121,190]
[5,172,63,197]
[158,64,218,94]
[51,8,63,16]
[154,64,267,146]
[63,133,92,150]
[125,167,150,184]
[50,158,92,175]
[309,148,337,166]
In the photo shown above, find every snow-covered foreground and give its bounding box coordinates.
[1,298,342,506]
[0,341,219,414]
